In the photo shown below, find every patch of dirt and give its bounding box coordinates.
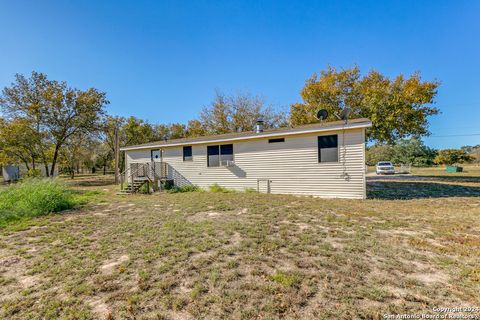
[0,256,20,267]
[100,255,129,274]
[237,208,248,215]
[229,232,242,246]
[409,270,449,285]
[188,210,237,221]
[87,297,110,319]
[378,229,422,237]
[324,237,345,249]
[189,250,215,262]
[169,311,194,320]
[177,278,192,294]
[295,222,310,231]
[18,275,40,288]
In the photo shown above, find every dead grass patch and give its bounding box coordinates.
[0,172,479,319]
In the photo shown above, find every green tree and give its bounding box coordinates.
[462,145,480,164]
[186,119,207,137]
[390,139,437,166]
[0,118,43,169]
[434,149,474,165]
[169,123,187,139]
[290,66,440,143]
[0,72,108,176]
[123,117,158,146]
[200,92,231,134]
[0,72,55,174]
[365,144,394,166]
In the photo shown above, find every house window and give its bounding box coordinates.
[268,138,285,143]
[318,135,338,163]
[151,149,161,161]
[207,145,220,167]
[220,144,233,165]
[207,144,233,167]
[183,146,192,161]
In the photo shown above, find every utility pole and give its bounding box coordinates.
[114,124,120,185]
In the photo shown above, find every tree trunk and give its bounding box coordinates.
[70,167,75,179]
[103,164,106,175]
[50,145,60,177]
[39,151,50,177]
[44,163,50,177]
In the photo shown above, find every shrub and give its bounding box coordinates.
[0,178,75,226]
[269,272,301,288]
[166,184,200,193]
[138,183,151,194]
[244,187,257,193]
[434,149,474,165]
[208,184,232,193]
[27,168,41,178]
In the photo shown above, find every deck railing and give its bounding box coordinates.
[120,162,168,191]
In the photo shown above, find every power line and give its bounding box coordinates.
[428,133,480,138]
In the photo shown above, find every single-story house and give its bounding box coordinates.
[120,118,372,199]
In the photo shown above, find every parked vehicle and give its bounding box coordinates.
[376,161,395,175]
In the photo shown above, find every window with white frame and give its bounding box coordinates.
[207,144,233,167]
[318,135,338,162]
[183,146,193,161]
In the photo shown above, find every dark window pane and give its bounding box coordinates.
[318,135,338,148]
[183,146,192,161]
[268,138,285,143]
[207,145,219,167]
[318,135,338,162]
[220,144,234,165]
[220,144,233,155]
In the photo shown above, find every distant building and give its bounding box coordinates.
[2,165,20,182]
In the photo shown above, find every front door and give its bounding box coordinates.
[150,149,163,182]
[151,149,161,162]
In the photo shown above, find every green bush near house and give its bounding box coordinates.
[166,184,201,193]
[208,184,233,193]
[0,179,76,226]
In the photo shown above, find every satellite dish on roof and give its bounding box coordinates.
[316,109,328,121]
[340,107,351,122]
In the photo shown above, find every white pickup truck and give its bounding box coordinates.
[376,161,395,175]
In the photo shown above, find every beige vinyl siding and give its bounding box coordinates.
[125,128,366,199]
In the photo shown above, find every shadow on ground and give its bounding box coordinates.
[67,177,115,187]
[413,175,480,184]
[367,180,480,200]
[368,174,480,183]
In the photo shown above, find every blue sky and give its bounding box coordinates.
[0,0,479,148]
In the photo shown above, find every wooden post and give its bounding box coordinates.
[114,125,120,185]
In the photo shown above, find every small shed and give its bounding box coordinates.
[2,165,20,182]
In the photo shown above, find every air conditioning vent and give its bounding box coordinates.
[220,160,235,167]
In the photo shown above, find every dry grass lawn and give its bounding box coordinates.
[1,168,479,319]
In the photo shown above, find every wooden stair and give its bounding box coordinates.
[119,177,149,194]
